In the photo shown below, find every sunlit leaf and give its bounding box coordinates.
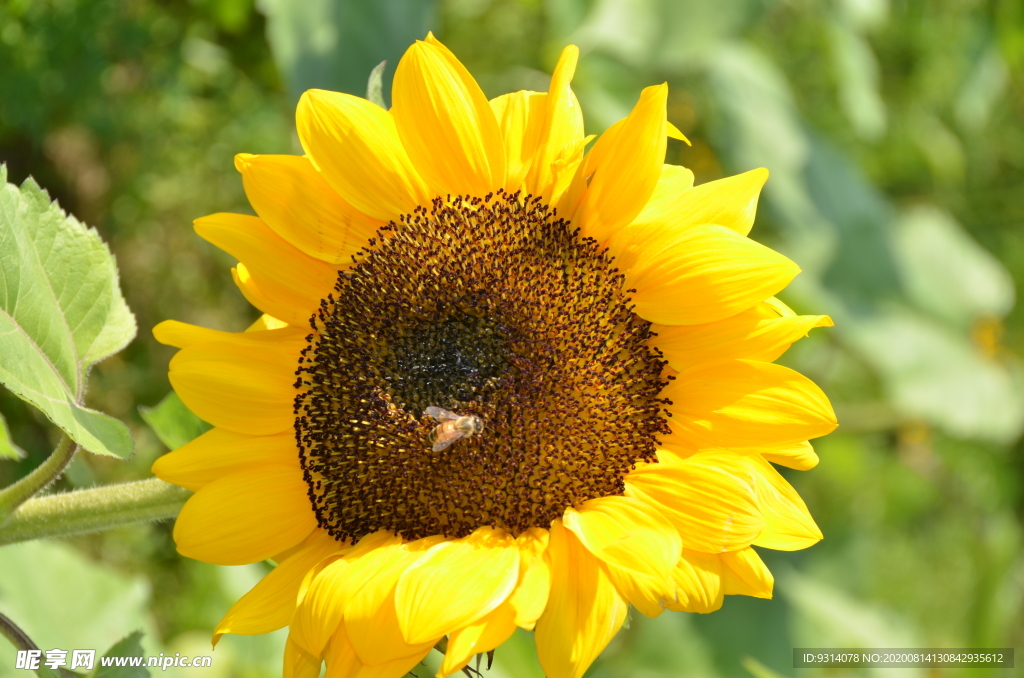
[139,392,211,451]
[0,166,136,458]
[849,310,1024,443]
[781,572,921,648]
[894,205,1015,327]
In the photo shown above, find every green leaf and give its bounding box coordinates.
[366,60,387,108]
[893,205,1015,328]
[139,392,211,451]
[260,0,436,105]
[0,166,136,459]
[92,632,149,678]
[0,410,24,459]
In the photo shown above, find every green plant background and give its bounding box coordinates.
[1,0,1022,676]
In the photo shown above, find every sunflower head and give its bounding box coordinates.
[152,33,837,678]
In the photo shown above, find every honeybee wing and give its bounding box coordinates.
[431,426,466,453]
[425,406,460,422]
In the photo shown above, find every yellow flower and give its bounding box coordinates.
[152,35,837,678]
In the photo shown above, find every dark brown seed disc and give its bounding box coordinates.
[294,191,671,542]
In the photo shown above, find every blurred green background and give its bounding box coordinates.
[1,0,1022,676]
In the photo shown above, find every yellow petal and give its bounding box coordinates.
[652,301,834,369]
[625,450,764,553]
[630,164,696,228]
[393,37,505,198]
[247,313,289,332]
[535,520,628,678]
[194,213,340,326]
[395,526,519,644]
[664,549,723,613]
[344,537,444,665]
[745,455,823,550]
[610,223,801,326]
[291,532,401,657]
[655,442,695,465]
[761,441,819,470]
[153,319,235,349]
[507,527,551,630]
[215,530,341,644]
[324,623,430,678]
[665,121,690,144]
[561,84,668,243]
[439,600,517,677]
[490,90,546,193]
[235,153,383,265]
[173,464,317,565]
[662,359,838,448]
[152,428,298,492]
[168,330,304,436]
[526,45,584,202]
[292,557,353,657]
[563,496,680,618]
[285,635,323,678]
[657,168,769,236]
[720,547,773,598]
[297,89,429,222]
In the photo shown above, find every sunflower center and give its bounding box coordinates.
[295,192,670,542]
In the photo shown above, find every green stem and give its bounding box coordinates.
[0,478,191,546]
[0,435,76,523]
[0,612,77,678]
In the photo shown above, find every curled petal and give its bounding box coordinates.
[395,526,519,644]
[285,634,323,678]
[720,547,774,598]
[761,441,819,470]
[563,495,680,617]
[626,450,764,553]
[535,520,629,678]
[439,601,517,677]
[490,90,546,193]
[526,45,584,201]
[561,84,668,242]
[745,455,823,550]
[664,549,723,613]
[507,527,551,629]
[343,537,443,665]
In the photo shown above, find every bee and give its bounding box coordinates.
[424,406,484,452]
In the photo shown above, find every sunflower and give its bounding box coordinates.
[152,35,837,678]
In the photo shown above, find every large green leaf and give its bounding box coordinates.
[0,166,136,458]
[260,0,436,105]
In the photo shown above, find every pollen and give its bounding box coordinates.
[295,192,671,542]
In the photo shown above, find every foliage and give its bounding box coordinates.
[0,166,136,458]
[0,0,1021,677]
